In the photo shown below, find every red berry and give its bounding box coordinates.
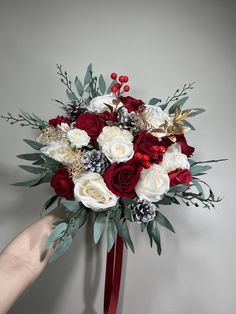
[119,75,125,83]
[152,152,159,159]
[134,152,143,160]
[151,145,159,152]
[115,82,121,88]
[123,76,129,82]
[111,85,118,93]
[111,72,117,80]
[124,85,130,92]
[143,161,151,169]
[158,146,167,154]
[142,154,150,162]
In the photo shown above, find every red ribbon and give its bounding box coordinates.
[104,235,124,314]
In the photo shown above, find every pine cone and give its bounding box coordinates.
[130,198,156,223]
[82,149,109,174]
[65,101,88,122]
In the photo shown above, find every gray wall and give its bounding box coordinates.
[0,0,235,313]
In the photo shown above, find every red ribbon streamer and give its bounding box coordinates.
[104,235,124,314]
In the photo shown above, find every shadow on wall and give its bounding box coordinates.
[0,163,103,314]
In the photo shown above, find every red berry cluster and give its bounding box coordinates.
[134,145,167,169]
[110,72,130,97]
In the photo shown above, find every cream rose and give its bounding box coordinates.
[97,126,133,147]
[67,128,90,148]
[143,105,171,129]
[88,94,122,113]
[160,143,190,172]
[74,172,118,211]
[135,164,170,202]
[102,136,134,163]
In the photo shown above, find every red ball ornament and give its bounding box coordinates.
[134,152,143,160]
[111,72,117,80]
[158,146,167,154]
[124,85,130,92]
[151,145,159,152]
[143,161,151,169]
[111,85,118,93]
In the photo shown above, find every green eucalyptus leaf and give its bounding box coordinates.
[99,74,106,94]
[17,153,42,161]
[147,221,154,247]
[11,176,44,187]
[18,165,45,174]
[157,195,173,205]
[155,211,175,233]
[121,220,134,253]
[192,179,204,197]
[183,120,196,130]
[124,206,132,221]
[45,222,68,250]
[190,165,212,176]
[48,234,73,262]
[159,103,168,111]
[66,89,77,101]
[75,76,84,97]
[149,98,161,106]
[152,226,162,255]
[84,63,93,84]
[94,212,106,244]
[169,96,188,114]
[61,199,81,212]
[77,209,88,229]
[23,139,44,150]
[44,194,59,210]
[107,220,117,251]
[169,184,191,193]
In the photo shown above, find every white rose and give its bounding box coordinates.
[89,94,122,113]
[160,143,190,172]
[97,126,133,147]
[143,105,171,129]
[74,172,118,211]
[40,142,71,163]
[102,136,134,163]
[135,164,170,202]
[67,128,90,148]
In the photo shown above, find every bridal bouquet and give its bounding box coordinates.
[1,64,224,262]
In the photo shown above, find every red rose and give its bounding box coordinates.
[103,158,142,199]
[119,96,144,113]
[168,168,192,187]
[75,113,105,141]
[176,135,195,157]
[134,131,172,163]
[51,167,74,199]
[49,115,70,127]
[98,111,118,123]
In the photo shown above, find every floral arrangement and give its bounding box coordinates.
[1,64,225,261]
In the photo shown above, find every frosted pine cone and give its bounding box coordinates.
[82,149,109,174]
[130,198,156,223]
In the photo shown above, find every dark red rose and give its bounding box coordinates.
[75,113,105,141]
[168,168,192,187]
[98,111,118,123]
[134,131,172,163]
[49,115,70,127]
[176,135,195,157]
[51,167,74,199]
[119,96,144,113]
[103,158,142,199]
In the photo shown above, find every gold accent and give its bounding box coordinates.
[38,126,67,145]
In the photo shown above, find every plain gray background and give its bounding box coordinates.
[0,0,235,313]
